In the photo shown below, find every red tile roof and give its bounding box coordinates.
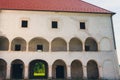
[0,0,114,14]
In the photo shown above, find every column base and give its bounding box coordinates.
[67,77,71,80]
[48,77,52,80]
[83,77,87,80]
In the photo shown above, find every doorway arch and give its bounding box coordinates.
[11,59,24,79]
[71,60,83,79]
[52,60,67,79]
[29,60,48,79]
[87,60,99,79]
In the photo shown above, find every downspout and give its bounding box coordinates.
[110,13,116,50]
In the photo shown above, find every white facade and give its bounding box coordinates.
[0,10,119,79]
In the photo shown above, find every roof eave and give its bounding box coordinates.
[0,8,115,15]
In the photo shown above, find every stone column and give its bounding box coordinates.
[24,65,28,79]
[48,65,52,79]
[49,42,51,52]
[6,64,11,79]
[67,65,71,79]
[99,65,103,79]
[8,41,11,51]
[67,43,69,52]
[83,43,85,51]
[83,66,87,79]
[26,42,29,52]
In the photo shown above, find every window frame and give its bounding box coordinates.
[15,44,21,51]
[52,21,58,29]
[80,22,86,29]
[21,20,28,28]
[37,45,43,51]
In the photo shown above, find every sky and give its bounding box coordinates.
[83,0,120,64]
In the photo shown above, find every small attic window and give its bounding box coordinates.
[52,21,58,28]
[21,20,28,28]
[80,22,85,29]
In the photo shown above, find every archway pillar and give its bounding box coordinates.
[8,42,11,51]
[49,43,51,52]
[6,64,10,79]
[83,43,85,51]
[67,65,71,79]
[67,43,69,51]
[99,66,103,79]
[24,65,28,79]
[83,66,87,79]
[26,43,29,52]
[48,65,52,79]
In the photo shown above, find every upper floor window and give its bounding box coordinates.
[15,44,21,51]
[52,21,58,28]
[21,20,28,28]
[80,22,85,29]
[37,45,43,51]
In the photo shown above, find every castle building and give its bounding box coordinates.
[0,0,119,79]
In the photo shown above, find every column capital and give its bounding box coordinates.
[98,65,102,68]
[48,65,52,67]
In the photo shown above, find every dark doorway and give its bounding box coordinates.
[56,66,64,79]
[87,60,99,79]
[11,64,23,79]
[71,60,83,79]
[29,60,48,79]
[52,60,67,79]
[11,60,24,79]
[0,59,7,79]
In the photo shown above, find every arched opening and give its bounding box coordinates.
[71,60,83,79]
[51,38,67,51]
[69,38,83,51]
[52,60,67,79]
[85,37,98,51]
[29,60,48,79]
[87,60,99,79]
[29,37,49,52]
[0,59,7,79]
[11,59,24,79]
[11,37,26,51]
[0,36,9,51]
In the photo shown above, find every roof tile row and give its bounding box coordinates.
[0,0,113,14]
